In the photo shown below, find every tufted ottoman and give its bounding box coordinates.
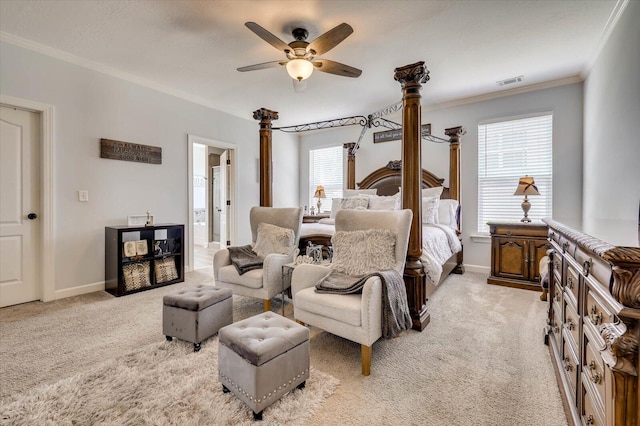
[163,285,233,352]
[218,312,310,420]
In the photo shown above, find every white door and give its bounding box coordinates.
[212,166,221,242]
[219,151,228,247]
[0,106,40,307]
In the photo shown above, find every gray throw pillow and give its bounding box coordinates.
[253,223,295,258]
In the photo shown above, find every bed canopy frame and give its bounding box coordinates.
[252,61,465,331]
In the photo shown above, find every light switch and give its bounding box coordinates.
[78,190,89,202]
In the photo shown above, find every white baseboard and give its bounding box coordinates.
[462,264,490,275]
[55,281,105,300]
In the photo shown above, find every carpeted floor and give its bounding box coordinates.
[0,270,568,425]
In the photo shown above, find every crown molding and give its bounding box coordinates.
[423,75,583,112]
[0,31,247,119]
[581,0,629,77]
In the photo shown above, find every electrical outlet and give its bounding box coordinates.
[78,190,89,202]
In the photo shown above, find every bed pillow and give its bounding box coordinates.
[331,229,397,275]
[253,222,296,258]
[422,196,440,224]
[422,186,444,199]
[367,194,400,210]
[330,196,369,218]
[437,199,460,229]
[343,188,377,197]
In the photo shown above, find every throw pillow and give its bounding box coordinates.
[343,188,377,197]
[330,195,369,218]
[253,222,295,258]
[422,196,440,224]
[367,194,400,210]
[331,229,397,275]
[422,186,444,198]
[437,199,460,229]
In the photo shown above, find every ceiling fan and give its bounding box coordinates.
[237,22,362,91]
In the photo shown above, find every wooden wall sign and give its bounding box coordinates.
[373,123,431,143]
[100,139,162,164]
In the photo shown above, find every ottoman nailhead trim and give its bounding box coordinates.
[220,370,309,404]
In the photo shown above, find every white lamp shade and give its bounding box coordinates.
[286,59,314,81]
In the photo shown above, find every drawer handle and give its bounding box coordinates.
[567,276,574,289]
[587,360,602,384]
[562,242,569,253]
[589,305,602,326]
[563,357,573,372]
[583,258,592,277]
[585,414,594,425]
[566,319,575,331]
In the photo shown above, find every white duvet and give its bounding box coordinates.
[420,224,462,286]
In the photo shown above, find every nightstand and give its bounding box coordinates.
[303,214,330,223]
[487,221,550,291]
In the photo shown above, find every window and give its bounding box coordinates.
[309,146,343,214]
[477,113,553,233]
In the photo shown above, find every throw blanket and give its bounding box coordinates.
[315,270,412,339]
[228,245,263,275]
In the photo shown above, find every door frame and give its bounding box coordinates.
[1,94,55,302]
[187,134,237,271]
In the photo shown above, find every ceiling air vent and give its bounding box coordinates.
[497,75,524,86]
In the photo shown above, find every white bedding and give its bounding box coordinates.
[420,224,462,286]
[299,221,461,286]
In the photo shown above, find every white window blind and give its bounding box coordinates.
[309,145,343,213]
[477,113,553,233]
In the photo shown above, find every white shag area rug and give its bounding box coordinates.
[0,338,338,425]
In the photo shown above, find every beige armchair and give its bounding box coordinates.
[291,209,412,375]
[214,206,303,312]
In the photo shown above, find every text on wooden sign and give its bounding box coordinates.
[100,139,162,164]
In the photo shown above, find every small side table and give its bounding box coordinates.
[281,261,330,316]
[303,214,330,223]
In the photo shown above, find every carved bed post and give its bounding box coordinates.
[343,142,356,190]
[253,108,278,207]
[444,126,464,204]
[394,61,431,331]
[445,126,465,274]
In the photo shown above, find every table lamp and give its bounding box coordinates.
[314,185,326,214]
[514,176,540,222]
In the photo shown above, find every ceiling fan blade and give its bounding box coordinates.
[245,22,291,53]
[237,60,286,72]
[312,59,362,78]
[293,79,307,93]
[307,23,353,56]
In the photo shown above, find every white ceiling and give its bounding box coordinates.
[0,0,620,127]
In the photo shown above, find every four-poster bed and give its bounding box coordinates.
[253,61,465,331]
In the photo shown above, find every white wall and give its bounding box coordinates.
[300,83,584,270]
[0,41,298,294]
[583,0,640,222]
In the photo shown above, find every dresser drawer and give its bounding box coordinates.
[562,338,579,404]
[582,381,605,426]
[558,235,576,257]
[584,286,614,331]
[563,298,580,351]
[583,335,605,410]
[565,265,580,306]
[575,247,612,289]
[550,298,563,349]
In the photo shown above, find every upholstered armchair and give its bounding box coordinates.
[214,206,303,312]
[291,209,412,375]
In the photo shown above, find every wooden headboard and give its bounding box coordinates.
[357,160,451,199]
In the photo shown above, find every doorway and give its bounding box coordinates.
[187,135,236,271]
[0,96,54,306]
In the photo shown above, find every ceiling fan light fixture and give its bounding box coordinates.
[286,59,314,81]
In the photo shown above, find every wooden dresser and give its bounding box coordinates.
[488,221,550,291]
[543,218,639,426]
